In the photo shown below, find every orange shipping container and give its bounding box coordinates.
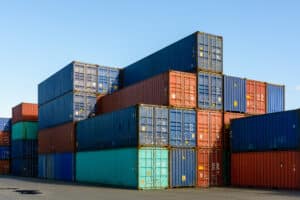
[197,148,223,187]
[0,131,10,146]
[38,122,76,153]
[0,160,10,174]
[12,103,38,124]
[231,151,300,190]
[96,71,196,114]
[197,110,223,148]
[246,80,266,114]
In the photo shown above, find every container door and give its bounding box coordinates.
[98,67,109,94]
[73,64,85,91]
[198,73,210,109]
[197,111,210,148]
[139,106,154,145]
[85,66,98,93]
[169,109,183,147]
[183,110,196,147]
[197,149,210,187]
[154,107,168,146]
[210,149,222,186]
[109,68,119,93]
[211,74,223,110]
[74,93,85,121]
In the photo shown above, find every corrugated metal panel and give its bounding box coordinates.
[169,109,196,147]
[0,160,10,174]
[170,148,196,187]
[76,147,169,189]
[38,155,46,179]
[0,146,10,160]
[267,84,285,113]
[77,105,169,151]
[0,118,11,132]
[11,157,38,177]
[224,75,246,113]
[12,103,38,124]
[231,109,300,152]
[210,149,222,186]
[39,91,96,129]
[12,122,38,140]
[0,131,10,146]
[98,66,120,94]
[231,151,300,189]
[11,140,38,159]
[246,80,266,114]
[198,72,223,110]
[54,153,75,181]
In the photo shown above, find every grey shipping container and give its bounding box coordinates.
[267,83,285,113]
[122,31,223,87]
[77,104,169,151]
[39,91,96,129]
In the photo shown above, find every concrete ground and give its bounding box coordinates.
[0,176,299,200]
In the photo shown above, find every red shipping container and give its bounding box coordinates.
[246,80,266,114]
[0,131,10,146]
[38,122,76,153]
[197,148,223,187]
[96,71,196,114]
[231,151,300,190]
[12,103,38,124]
[197,110,223,148]
[0,160,10,174]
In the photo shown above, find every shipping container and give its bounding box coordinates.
[38,61,98,105]
[231,109,300,152]
[197,110,223,148]
[197,148,223,187]
[198,72,223,110]
[98,66,120,94]
[97,71,196,115]
[169,108,196,148]
[231,151,300,189]
[12,122,38,140]
[246,80,266,114]
[39,91,96,129]
[11,140,37,159]
[0,146,10,160]
[0,160,10,174]
[11,157,37,177]
[0,131,10,146]
[224,75,246,113]
[12,103,38,124]
[38,153,75,181]
[122,31,223,87]
[222,151,230,186]
[77,105,168,151]
[38,122,75,153]
[0,118,11,132]
[76,147,169,189]
[267,84,285,113]
[170,148,196,187]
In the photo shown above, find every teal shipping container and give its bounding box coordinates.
[76,147,169,189]
[12,122,38,140]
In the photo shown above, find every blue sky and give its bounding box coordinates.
[0,1,299,117]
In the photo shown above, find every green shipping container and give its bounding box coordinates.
[76,147,169,189]
[12,122,38,140]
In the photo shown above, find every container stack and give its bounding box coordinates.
[231,109,300,190]
[38,61,120,182]
[11,103,38,177]
[0,118,11,175]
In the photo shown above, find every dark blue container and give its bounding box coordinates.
[39,91,97,129]
[98,66,120,94]
[224,75,246,113]
[38,61,98,105]
[0,146,10,160]
[122,32,223,87]
[267,84,285,113]
[169,109,196,147]
[77,105,169,151]
[11,140,37,159]
[38,154,47,179]
[170,148,196,187]
[198,72,223,110]
[12,157,38,177]
[231,109,300,152]
[0,118,11,131]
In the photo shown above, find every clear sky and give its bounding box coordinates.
[0,1,299,117]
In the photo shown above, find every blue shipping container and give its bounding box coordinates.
[77,105,169,151]
[198,72,223,110]
[224,75,246,113]
[169,109,196,147]
[39,91,96,129]
[231,109,300,152]
[0,146,10,160]
[267,84,285,113]
[11,140,37,159]
[170,148,196,187]
[98,66,120,94]
[0,118,11,131]
[122,31,223,87]
[12,157,38,177]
